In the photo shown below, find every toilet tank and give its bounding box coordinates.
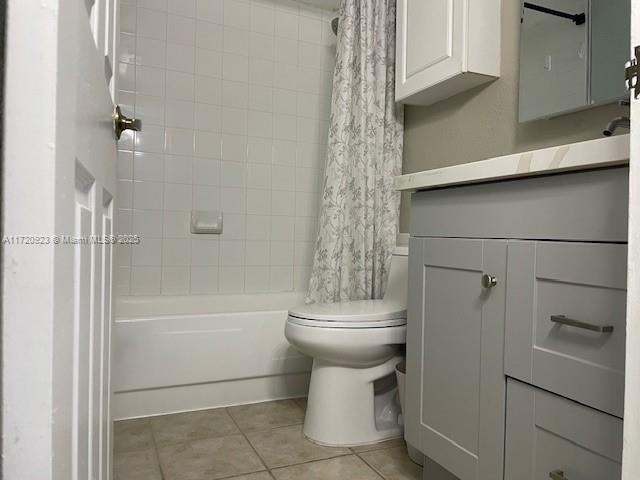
[383,246,408,306]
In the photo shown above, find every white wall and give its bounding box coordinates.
[114,0,337,296]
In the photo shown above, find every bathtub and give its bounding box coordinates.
[112,292,312,420]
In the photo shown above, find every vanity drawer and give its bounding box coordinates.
[505,379,623,480]
[505,241,627,417]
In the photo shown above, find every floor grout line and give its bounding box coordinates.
[225,406,272,475]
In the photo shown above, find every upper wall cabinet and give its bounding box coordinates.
[395,0,501,106]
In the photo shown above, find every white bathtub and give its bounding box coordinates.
[112,292,312,420]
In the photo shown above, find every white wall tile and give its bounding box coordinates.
[137,8,167,40]
[136,66,166,96]
[194,130,222,158]
[118,0,331,296]
[167,43,196,73]
[196,0,224,24]
[167,15,196,45]
[191,238,220,265]
[246,188,271,215]
[270,265,293,291]
[193,185,220,209]
[164,211,192,237]
[222,81,249,108]
[251,4,275,35]
[220,266,245,292]
[195,103,222,131]
[136,37,166,68]
[133,209,164,237]
[162,238,191,265]
[164,183,193,211]
[249,32,275,60]
[195,75,222,104]
[247,110,273,138]
[196,20,224,50]
[270,216,294,240]
[223,0,251,30]
[224,27,250,56]
[246,215,271,240]
[165,155,194,184]
[193,158,221,185]
[247,137,273,163]
[169,0,196,17]
[245,266,270,292]
[273,139,296,165]
[131,266,162,295]
[221,134,247,162]
[274,10,298,39]
[195,48,223,78]
[165,99,195,128]
[165,127,195,155]
[132,237,162,265]
[136,94,165,125]
[223,53,249,82]
[133,181,164,209]
[166,70,195,100]
[134,152,164,182]
[162,266,190,294]
[248,85,273,112]
[246,163,271,189]
[190,266,219,293]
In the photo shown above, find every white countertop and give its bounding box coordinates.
[394,134,630,192]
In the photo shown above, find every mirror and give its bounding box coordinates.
[518,0,630,122]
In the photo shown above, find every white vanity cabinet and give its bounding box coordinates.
[405,166,628,480]
[395,0,501,106]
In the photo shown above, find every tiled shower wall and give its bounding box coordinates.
[115,0,336,295]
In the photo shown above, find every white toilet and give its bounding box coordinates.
[285,246,408,447]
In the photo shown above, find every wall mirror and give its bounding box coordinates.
[518,0,630,122]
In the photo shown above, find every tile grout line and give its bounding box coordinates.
[354,452,388,480]
[224,406,272,475]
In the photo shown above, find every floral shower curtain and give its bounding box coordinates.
[306,0,404,304]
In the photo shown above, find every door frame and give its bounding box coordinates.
[624,2,640,478]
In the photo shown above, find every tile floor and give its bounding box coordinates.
[114,398,422,480]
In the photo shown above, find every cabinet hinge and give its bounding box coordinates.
[625,46,640,98]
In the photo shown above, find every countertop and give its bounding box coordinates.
[394,134,630,192]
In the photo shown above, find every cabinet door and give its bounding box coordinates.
[395,0,465,100]
[505,241,627,417]
[505,379,622,480]
[405,238,507,480]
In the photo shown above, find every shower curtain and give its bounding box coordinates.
[306,0,404,304]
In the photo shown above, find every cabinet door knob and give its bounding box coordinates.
[481,274,497,288]
[549,470,569,480]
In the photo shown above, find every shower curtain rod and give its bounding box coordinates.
[523,2,586,25]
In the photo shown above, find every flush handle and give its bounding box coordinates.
[481,274,497,289]
[113,105,142,139]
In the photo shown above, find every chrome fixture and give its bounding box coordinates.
[550,315,614,333]
[603,116,630,136]
[481,274,497,289]
[331,17,339,35]
[113,105,142,140]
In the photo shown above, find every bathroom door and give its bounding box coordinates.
[2,1,119,479]
[624,1,640,477]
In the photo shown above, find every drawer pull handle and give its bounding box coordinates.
[549,470,569,480]
[550,315,614,333]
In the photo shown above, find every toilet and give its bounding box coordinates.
[285,246,408,447]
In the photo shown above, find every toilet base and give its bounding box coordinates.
[303,355,404,447]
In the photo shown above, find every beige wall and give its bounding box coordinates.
[399,0,627,232]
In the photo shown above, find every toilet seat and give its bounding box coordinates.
[288,300,407,329]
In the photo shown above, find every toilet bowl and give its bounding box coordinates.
[285,246,408,447]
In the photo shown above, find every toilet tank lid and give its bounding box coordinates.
[288,300,407,323]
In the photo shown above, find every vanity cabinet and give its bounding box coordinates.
[406,166,628,480]
[405,237,507,480]
[395,0,501,106]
